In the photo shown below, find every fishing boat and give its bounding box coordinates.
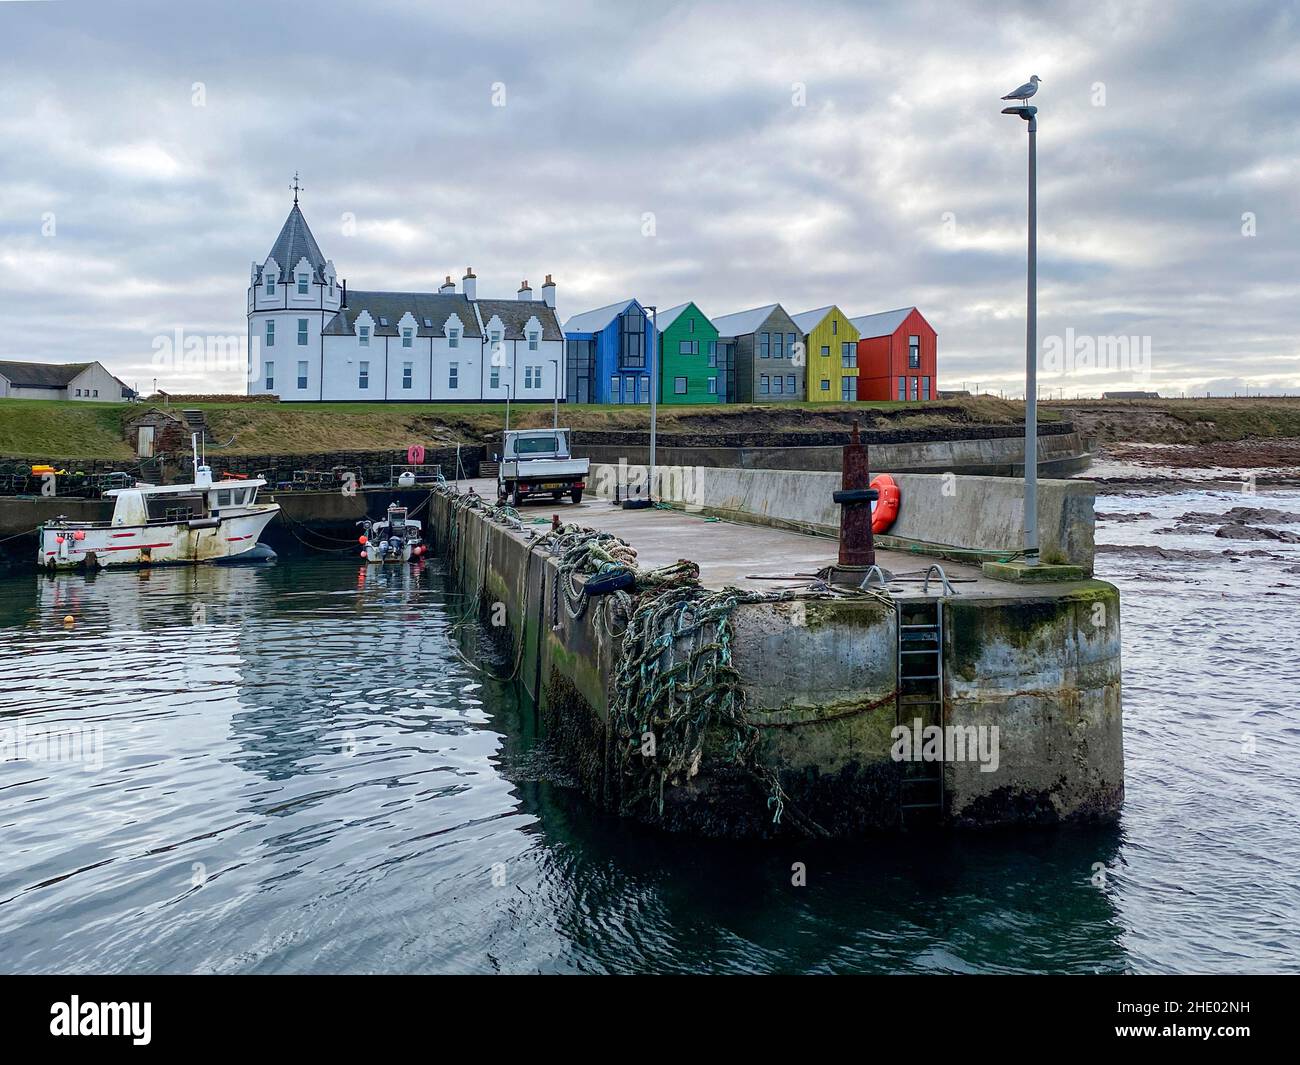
[358,502,426,563]
[37,435,280,570]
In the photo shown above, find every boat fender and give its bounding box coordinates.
[871,474,900,534]
[585,570,636,596]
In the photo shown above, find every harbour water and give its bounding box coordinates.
[1,487,1297,974]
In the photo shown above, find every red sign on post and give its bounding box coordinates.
[407,444,425,466]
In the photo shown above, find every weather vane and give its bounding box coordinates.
[290,171,303,204]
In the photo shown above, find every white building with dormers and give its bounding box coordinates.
[247,199,564,402]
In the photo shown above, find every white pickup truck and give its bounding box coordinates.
[497,428,590,506]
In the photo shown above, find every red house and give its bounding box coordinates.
[849,307,937,402]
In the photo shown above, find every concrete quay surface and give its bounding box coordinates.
[434,478,1125,838]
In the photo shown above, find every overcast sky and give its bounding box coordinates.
[1,0,1297,397]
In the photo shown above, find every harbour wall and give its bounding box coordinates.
[426,487,1123,837]
[571,426,1089,477]
[589,464,1097,573]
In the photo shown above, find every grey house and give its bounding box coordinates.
[710,303,805,403]
[0,360,130,402]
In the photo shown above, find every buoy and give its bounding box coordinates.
[870,474,901,534]
[73,530,85,541]
[358,535,368,545]
[56,535,65,544]
[62,615,74,625]
[359,551,368,559]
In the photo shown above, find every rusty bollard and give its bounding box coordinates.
[832,421,877,569]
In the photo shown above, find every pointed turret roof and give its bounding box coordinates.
[258,203,329,283]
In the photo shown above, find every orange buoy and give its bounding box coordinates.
[870,474,900,534]
[62,615,75,625]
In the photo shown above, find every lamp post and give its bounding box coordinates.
[549,358,559,429]
[1003,99,1039,563]
[503,382,512,435]
[646,305,658,501]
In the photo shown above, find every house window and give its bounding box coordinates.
[679,340,699,355]
[449,362,459,389]
[707,341,717,366]
[911,376,919,401]
[637,377,649,404]
[759,332,770,358]
[402,328,413,348]
[528,331,539,351]
[610,376,621,403]
[820,345,830,357]
[841,341,856,367]
[898,376,907,401]
[523,367,538,389]
[909,335,921,369]
[674,376,688,395]
[265,320,275,347]
[772,376,784,394]
[423,318,432,328]
[841,378,855,401]
[92,389,98,397]
[378,317,388,327]
[688,318,695,333]
[448,328,459,349]
[620,308,646,368]
[75,388,82,397]
[832,318,838,335]
[359,325,370,347]
[760,374,770,395]
[264,362,274,390]
[820,378,831,391]
[402,362,413,390]
[490,366,500,389]
[491,330,501,346]
[786,374,796,393]
[707,377,717,395]
[297,318,308,345]
[265,274,276,296]
[922,376,931,399]
[328,278,335,297]
[297,361,308,389]
[297,273,309,295]
[358,361,369,389]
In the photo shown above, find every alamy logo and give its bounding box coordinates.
[1041,328,1151,380]
[49,996,151,1045]
[890,719,1000,773]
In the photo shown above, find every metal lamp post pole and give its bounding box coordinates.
[647,305,658,501]
[504,383,512,435]
[1004,99,1039,562]
[549,358,559,429]
[1024,109,1038,561]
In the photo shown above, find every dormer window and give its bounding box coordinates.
[402,327,413,348]
[265,274,276,296]
[359,325,370,347]
[528,330,539,351]
[448,328,460,349]
[297,273,309,295]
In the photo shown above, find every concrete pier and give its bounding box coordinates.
[430,474,1124,838]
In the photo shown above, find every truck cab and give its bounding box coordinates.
[497,428,590,506]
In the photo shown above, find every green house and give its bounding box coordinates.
[657,302,721,403]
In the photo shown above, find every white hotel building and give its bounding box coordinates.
[246,200,564,402]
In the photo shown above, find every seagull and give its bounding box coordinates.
[1002,75,1041,102]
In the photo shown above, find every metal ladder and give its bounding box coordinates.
[896,597,946,828]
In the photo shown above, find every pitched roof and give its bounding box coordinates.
[475,299,563,341]
[258,204,329,284]
[790,305,840,333]
[709,303,783,338]
[562,299,641,335]
[0,360,92,388]
[656,301,712,332]
[323,291,483,337]
[850,307,916,338]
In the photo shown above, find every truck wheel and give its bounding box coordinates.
[507,488,521,508]
[570,488,583,505]
[551,490,562,501]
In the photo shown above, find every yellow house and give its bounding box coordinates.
[790,306,860,402]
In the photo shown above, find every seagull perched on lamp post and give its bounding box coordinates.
[1002,74,1041,103]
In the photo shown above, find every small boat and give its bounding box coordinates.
[358,503,425,563]
[37,435,280,570]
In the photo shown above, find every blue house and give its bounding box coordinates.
[563,299,658,404]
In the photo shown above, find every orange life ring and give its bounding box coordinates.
[871,474,900,534]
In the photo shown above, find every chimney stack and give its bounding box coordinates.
[541,273,556,309]
[439,274,455,295]
[462,267,476,302]
[517,279,533,301]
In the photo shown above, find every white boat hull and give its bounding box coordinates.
[39,506,279,570]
